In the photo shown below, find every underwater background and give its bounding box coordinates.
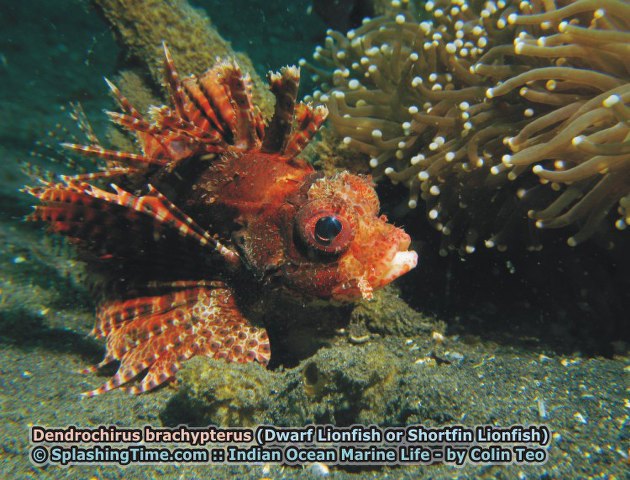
[0,0,628,478]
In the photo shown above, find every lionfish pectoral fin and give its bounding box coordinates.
[81,283,270,397]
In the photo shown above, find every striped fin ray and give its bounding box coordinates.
[68,102,101,146]
[261,66,300,154]
[26,180,240,267]
[105,111,156,136]
[79,183,216,249]
[81,182,241,265]
[102,80,176,163]
[26,183,172,253]
[59,168,140,183]
[81,286,270,396]
[60,143,167,166]
[222,66,262,149]
[93,288,203,339]
[152,108,227,148]
[104,77,145,122]
[197,63,239,144]
[162,43,245,147]
[283,103,329,159]
[162,43,193,124]
[123,352,182,395]
[181,75,226,134]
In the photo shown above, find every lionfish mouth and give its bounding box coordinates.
[367,233,418,297]
[332,230,418,302]
[382,249,419,285]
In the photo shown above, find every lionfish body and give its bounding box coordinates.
[26,45,417,396]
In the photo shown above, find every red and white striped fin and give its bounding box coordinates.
[105,111,156,135]
[283,103,329,158]
[104,77,145,121]
[59,167,140,183]
[222,66,262,149]
[144,185,240,265]
[153,108,226,147]
[92,288,205,339]
[123,353,180,394]
[68,102,101,146]
[82,182,240,265]
[26,179,240,267]
[78,352,116,374]
[81,286,270,396]
[181,75,226,134]
[60,143,167,166]
[162,45,263,151]
[26,181,191,260]
[25,183,113,241]
[261,66,300,154]
[162,43,192,124]
[80,183,214,248]
[198,62,240,142]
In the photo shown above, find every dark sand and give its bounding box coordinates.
[1,1,627,479]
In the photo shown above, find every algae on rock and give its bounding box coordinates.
[164,358,279,427]
[166,341,406,427]
[351,285,444,338]
[92,0,274,116]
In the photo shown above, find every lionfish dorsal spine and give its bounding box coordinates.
[283,103,328,159]
[262,66,301,154]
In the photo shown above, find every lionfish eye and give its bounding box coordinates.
[295,201,355,255]
[314,216,342,244]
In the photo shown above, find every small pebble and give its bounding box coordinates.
[308,462,330,476]
[445,351,464,363]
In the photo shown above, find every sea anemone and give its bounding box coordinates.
[304,0,629,254]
